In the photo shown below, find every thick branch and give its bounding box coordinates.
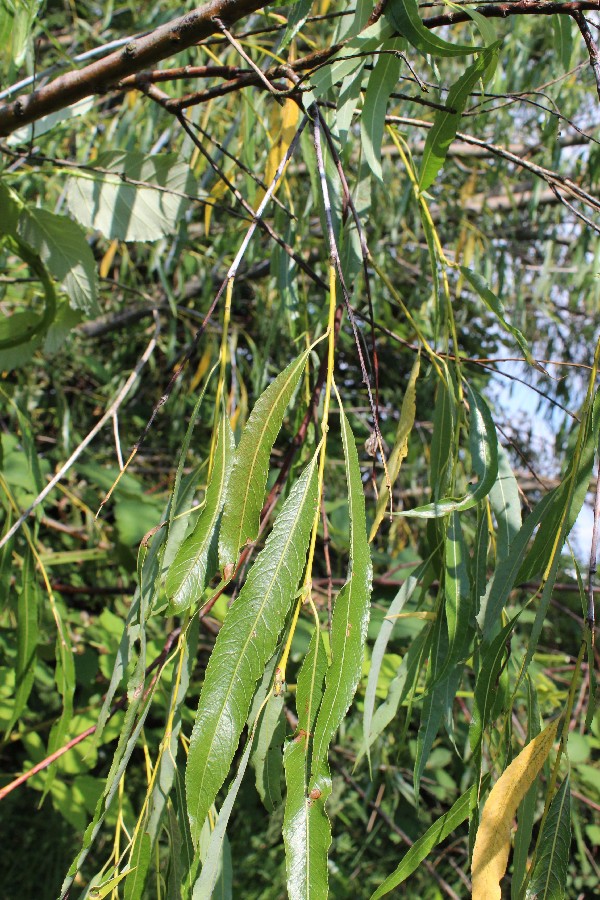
[1,1,600,137]
[0,0,267,136]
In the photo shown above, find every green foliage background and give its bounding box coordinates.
[0,1,599,898]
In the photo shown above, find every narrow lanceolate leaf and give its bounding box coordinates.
[386,0,482,58]
[251,693,285,812]
[419,45,500,191]
[370,356,420,540]
[525,777,571,900]
[218,350,309,571]
[370,786,473,898]
[489,442,522,562]
[472,720,559,900]
[444,512,472,667]
[460,267,533,364]
[363,561,428,761]
[311,408,372,778]
[186,454,319,844]
[402,382,498,518]
[5,547,39,736]
[360,44,401,183]
[42,612,75,797]
[165,415,235,614]
[469,617,519,753]
[284,631,329,900]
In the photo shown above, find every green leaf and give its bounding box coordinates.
[525,778,571,900]
[218,349,309,571]
[489,442,522,562]
[123,832,152,900]
[251,693,285,812]
[41,609,75,797]
[359,625,430,764]
[430,372,457,501]
[17,207,99,315]
[552,15,573,72]
[477,491,555,641]
[5,546,39,735]
[311,407,372,778]
[460,267,533,364]
[370,785,473,898]
[470,616,519,753]
[419,45,500,190]
[66,151,198,242]
[165,415,235,614]
[401,382,498,518]
[281,0,313,50]
[0,182,19,236]
[444,511,472,666]
[363,561,428,761]
[186,454,319,844]
[386,0,482,58]
[517,389,600,584]
[283,631,329,900]
[360,45,401,183]
[512,676,542,899]
[370,355,420,540]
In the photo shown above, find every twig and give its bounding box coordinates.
[213,17,284,104]
[0,311,161,551]
[572,10,600,102]
[0,626,181,802]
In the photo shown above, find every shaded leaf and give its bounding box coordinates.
[370,785,474,898]
[251,693,285,812]
[525,777,571,900]
[66,151,198,242]
[18,207,99,315]
[460,266,533,364]
[5,546,38,735]
[370,355,420,540]
[401,382,498,518]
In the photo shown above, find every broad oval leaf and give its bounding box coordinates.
[186,453,319,844]
[218,349,310,571]
[165,415,235,615]
[472,720,559,900]
[400,382,498,518]
[18,207,99,315]
[66,151,199,242]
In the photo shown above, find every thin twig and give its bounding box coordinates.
[587,454,600,636]
[0,311,161,551]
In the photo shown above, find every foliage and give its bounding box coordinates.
[1,1,600,899]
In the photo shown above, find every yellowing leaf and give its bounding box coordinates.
[369,355,420,541]
[471,719,559,900]
[259,98,299,207]
[205,178,228,236]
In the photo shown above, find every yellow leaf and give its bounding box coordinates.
[99,239,119,279]
[205,178,228,236]
[471,719,559,900]
[190,347,214,393]
[257,98,299,208]
[369,355,420,541]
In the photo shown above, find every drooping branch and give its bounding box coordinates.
[1,1,600,137]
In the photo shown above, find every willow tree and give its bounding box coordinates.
[1,1,599,898]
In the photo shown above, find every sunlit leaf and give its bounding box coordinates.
[186,454,319,844]
[218,349,309,571]
[472,720,559,900]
